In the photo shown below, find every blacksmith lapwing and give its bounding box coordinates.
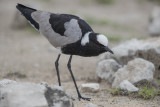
[16,3,113,101]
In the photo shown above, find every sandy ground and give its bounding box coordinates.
[0,0,160,107]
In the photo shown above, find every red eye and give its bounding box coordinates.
[95,41,100,45]
[95,41,104,46]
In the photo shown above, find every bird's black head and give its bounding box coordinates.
[81,32,113,56]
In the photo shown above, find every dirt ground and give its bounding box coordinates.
[0,0,160,107]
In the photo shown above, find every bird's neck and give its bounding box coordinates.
[61,41,105,57]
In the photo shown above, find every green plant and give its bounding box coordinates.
[85,16,109,26]
[156,78,160,84]
[157,89,160,95]
[107,34,122,42]
[110,85,160,100]
[84,16,134,32]
[110,88,121,95]
[138,86,157,99]
[95,0,115,4]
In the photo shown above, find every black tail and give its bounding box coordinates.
[16,3,37,11]
[16,3,39,30]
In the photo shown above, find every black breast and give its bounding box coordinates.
[61,41,106,57]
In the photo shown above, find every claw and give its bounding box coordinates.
[78,95,91,101]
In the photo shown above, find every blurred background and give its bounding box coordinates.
[0,0,160,106]
[0,0,160,86]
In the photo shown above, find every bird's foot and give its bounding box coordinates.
[78,95,91,101]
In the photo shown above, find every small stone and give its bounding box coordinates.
[81,83,100,93]
[119,80,139,92]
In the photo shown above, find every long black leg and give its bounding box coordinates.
[67,55,91,101]
[55,54,61,86]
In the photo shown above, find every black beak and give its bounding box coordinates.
[105,46,114,54]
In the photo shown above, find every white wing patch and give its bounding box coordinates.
[81,32,91,46]
[97,34,108,46]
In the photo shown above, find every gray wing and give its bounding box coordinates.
[16,4,93,47]
[49,14,93,37]
[32,11,85,47]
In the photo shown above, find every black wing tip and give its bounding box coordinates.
[16,3,26,9]
[16,3,36,11]
[16,3,39,30]
[16,3,23,7]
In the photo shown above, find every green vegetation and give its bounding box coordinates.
[110,88,121,95]
[107,34,122,42]
[110,88,132,96]
[138,86,157,99]
[110,86,160,100]
[85,16,109,26]
[158,90,160,95]
[95,0,115,4]
[84,16,134,32]
[156,79,160,84]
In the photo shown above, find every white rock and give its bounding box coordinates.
[81,83,100,93]
[86,103,98,107]
[45,86,73,107]
[96,59,121,83]
[110,39,160,61]
[101,38,160,77]
[0,79,73,107]
[101,38,160,62]
[0,80,47,107]
[0,79,16,87]
[119,80,139,92]
[52,85,64,91]
[112,58,155,88]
